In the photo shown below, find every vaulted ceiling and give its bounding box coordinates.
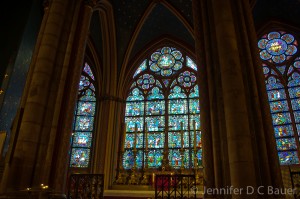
[88,0,300,73]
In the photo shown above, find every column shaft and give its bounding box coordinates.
[211,0,257,196]
[192,0,215,196]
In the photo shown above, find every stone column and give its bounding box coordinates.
[211,0,258,198]
[47,0,97,196]
[240,0,284,191]
[192,0,215,197]
[0,0,71,195]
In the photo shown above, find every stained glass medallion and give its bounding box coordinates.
[150,47,184,76]
[258,31,298,63]
[77,101,96,116]
[70,148,90,168]
[72,132,92,147]
[178,71,196,88]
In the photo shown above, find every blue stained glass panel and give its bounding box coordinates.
[125,117,144,132]
[272,53,285,63]
[269,101,289,113]
[146,101,165,115]
[75,116,94,131]
[168,132,182,148]
[145,116,165,131]
[191,131,202,148]
[77,101,96,116]
[266,77,284,90]
[260,50,272,60]
[83,63,95,80]
[274,125,294,138]
[127,88,144,101]
[147,133,164,148]
[169,115,188,131]
[291,99,300,110]
[190,115,201,130]
[169,86,187,99]
[73,132,92,147]
[147,87,164,100]
[293,111,300,123]
[147,150,163,168]
[276,66,286,75]
[278,151,299,165]
[271,113,292,125]
[186,56,197,71]
[267,89,286,101]
[281,34,295,44]
[288,87,300,98]
[168,149,190,168]
[192,149,203,167]
[126,102,144,116]
[124,133,144,149]
[80,89,96,101]
[189,86,199,98]
[133,59,147,78]
[288,66,294,75]
[263,67,270,75]
[276,138,297,150]
[123,150,143,169]
[288,72,300,87]
[297,124,300,136]
[156,80,162,88]
[70,148,90,168]
[189,99,200,114]
[168,99,188,114]
[168,149,181,168]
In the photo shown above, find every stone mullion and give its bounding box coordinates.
[241,0,284,191]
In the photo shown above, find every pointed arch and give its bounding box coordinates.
[121,46,202,172]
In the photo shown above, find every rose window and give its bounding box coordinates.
[137,74,155,90]
[178,71,196,88]
[150,47,183,76]
[258,31,297,64]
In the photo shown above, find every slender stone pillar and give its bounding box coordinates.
[211,0,258,198]
[192,0,215,197]
[240,0,284,191]
[47,0,97,195]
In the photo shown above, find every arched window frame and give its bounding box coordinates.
[122,46,202,170]
[69,62,98,169]
[258,30,300,165]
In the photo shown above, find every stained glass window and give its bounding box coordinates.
[70,63,97,168]
[123,47,201,170]
[258,31,300,165]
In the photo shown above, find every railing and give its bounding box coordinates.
[155,174,197,199]
[68,174,104,199]
[291,171,300,199]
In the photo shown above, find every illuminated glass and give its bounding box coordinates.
[123,47,201,170]
[258,32,300,165]
[70,63,97,168]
